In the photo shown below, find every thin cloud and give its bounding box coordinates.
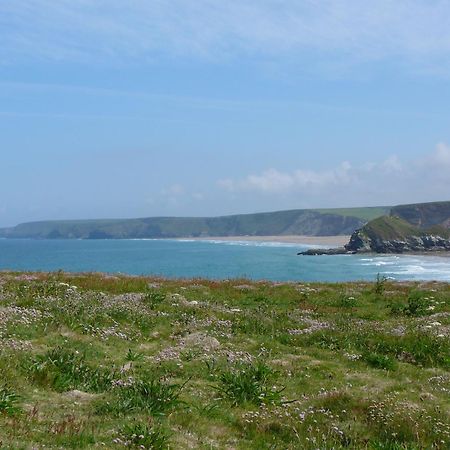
[217,144,450,205]
[219,161,353,193]
[2,1,450,74]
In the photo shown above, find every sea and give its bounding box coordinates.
[0,238,449,282]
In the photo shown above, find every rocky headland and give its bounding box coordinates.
[299,201,450,255]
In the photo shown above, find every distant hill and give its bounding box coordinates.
[390,201,450,228]
[0,206,389,239]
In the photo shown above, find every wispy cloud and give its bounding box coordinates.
[2,1,450,74]
[218,143,450,206]
[218,162,354,193]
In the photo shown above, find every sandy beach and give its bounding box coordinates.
[183,235,350,246]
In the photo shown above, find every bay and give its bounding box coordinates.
[0,238,449,282]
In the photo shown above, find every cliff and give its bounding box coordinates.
[0,207,388,240]
[345,216,450,253]
[299,200,450,255]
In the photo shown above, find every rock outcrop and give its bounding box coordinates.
[299,212,450,255]
[344,229,450,254]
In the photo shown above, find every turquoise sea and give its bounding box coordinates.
[0,238,449,282]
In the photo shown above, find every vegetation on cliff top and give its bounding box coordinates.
[0,272,449,448]
[359,216,425,241]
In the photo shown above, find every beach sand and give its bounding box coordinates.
[184,235,350,246]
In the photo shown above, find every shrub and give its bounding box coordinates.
[28,347,114,392]
[337,292,358,308]
[143,289,166,309]
[0,385,21,416]
[117,420,169,449]
[365,352,396,371]
[404,291,429,316]
[108,378,187,415]
[216,361,284,406]
[373,274,387,296]
[125,348,144,362]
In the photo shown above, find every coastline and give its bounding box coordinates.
[179,235,350,246]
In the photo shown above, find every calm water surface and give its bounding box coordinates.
[0,238,449,282]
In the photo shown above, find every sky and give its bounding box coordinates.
[1,0,450,227]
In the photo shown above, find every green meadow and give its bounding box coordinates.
[0,272,449,449]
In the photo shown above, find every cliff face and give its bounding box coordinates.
[0,209,370,239]
[391,201,450,228]
[300,202,450,255]
[344,212,450,254]
[299,215,450,255]
[345,228,450,253]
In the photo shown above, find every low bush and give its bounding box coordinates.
[216,360,284,406]
[404,290,429,316]
[364,352,397,371]
[105,378,187,415]
[28,347,115,392]
[117,420,169,449]
[143,289,166,309]
[0,385,21,416]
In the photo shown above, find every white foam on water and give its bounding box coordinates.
[355,254,450,281]
[379,256,450,281]
[198,239,309,248]
[360,257,398,266]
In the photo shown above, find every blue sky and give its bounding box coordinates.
[1,1,450,226]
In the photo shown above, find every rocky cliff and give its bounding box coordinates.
[345,222,450,253]
[299,201,450,255]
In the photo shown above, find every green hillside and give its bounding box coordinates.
[315,206,390,222]
[0,206,388,239]
[360,216,423,241]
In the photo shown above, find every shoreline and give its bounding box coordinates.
[178,235,351,246]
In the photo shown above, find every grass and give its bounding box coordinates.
[315,206,390,221]
[0,385,21,416]
[362,216,423,241]
[117,420,169,449]
[216,360,284,406]
[0,271,449,448]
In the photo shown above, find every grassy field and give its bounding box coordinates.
[0,272,449,449]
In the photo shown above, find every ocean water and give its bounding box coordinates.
[0,238,449,282]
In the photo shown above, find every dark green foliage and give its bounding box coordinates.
[0,385,21,415]
[374,274,387,296]
[107,378,187,415]
[370,442,421,449]
[143,289,166,309]
[364,352,397,371]
[216,361,284,406]
[118,421,169,449]
[125,348,144,362]
[337,292,358,307]
[403,290,429,316]
[28,347,115,392]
